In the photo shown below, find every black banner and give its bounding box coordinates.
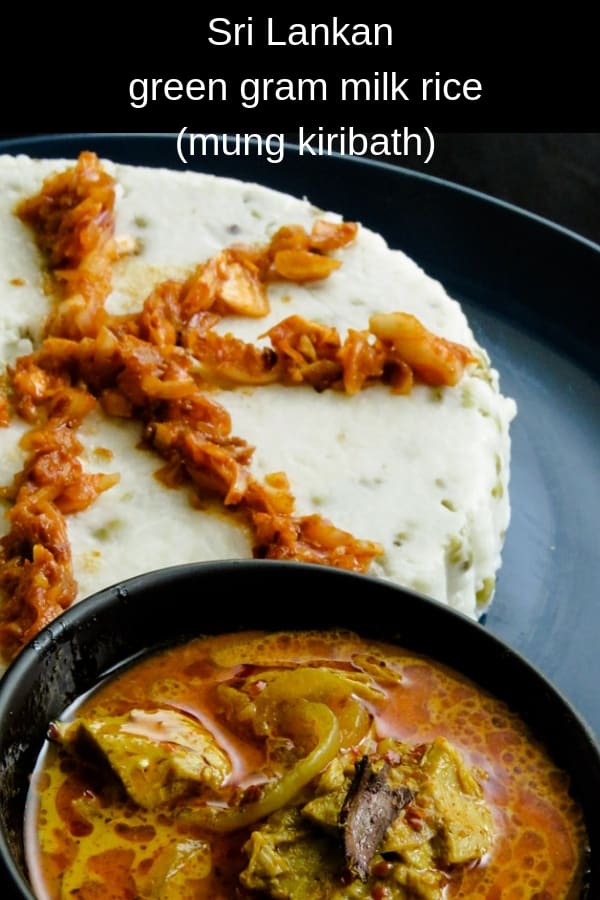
[2,16,597,137]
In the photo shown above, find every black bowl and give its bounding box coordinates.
[0,560,598,898]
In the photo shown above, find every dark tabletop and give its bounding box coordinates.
[392,133,600,248]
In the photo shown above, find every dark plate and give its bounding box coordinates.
[0,561,598,898]
[1,133,599,746]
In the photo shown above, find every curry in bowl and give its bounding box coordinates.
[26,628,588,899]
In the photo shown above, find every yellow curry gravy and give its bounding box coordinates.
[25,630,588,899]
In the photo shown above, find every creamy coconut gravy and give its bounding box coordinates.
[26,630,587,899]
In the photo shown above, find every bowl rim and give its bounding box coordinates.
[5,558,599,744]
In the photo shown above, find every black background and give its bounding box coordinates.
[383,132,600,246]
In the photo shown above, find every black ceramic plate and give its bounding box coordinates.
[1,133,599,742]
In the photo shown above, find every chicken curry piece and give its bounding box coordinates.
[26,631,588,899]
